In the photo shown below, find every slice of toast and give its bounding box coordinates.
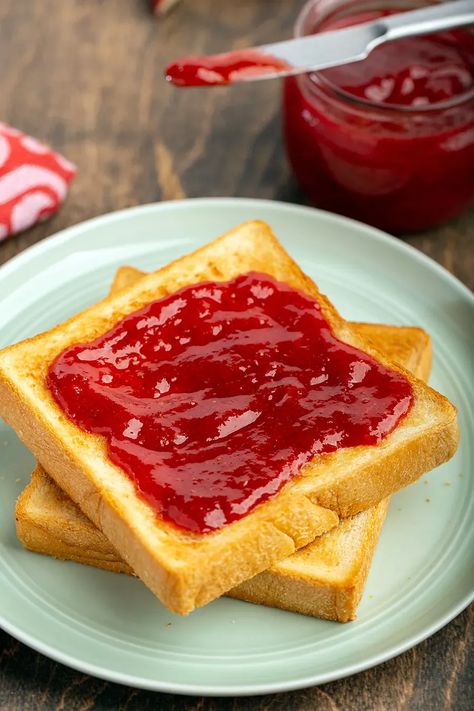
[0,221,458,614]
[16,465,388,622]
[16,266,432,620]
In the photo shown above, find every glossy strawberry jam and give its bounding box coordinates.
[47,273,413,534]
[284,1,474,232]
[165,49,290,87]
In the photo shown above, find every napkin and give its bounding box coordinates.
[0,122,76,241]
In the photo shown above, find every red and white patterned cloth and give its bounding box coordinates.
[0,123,76,241]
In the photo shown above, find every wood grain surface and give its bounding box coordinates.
[0,1,472,709]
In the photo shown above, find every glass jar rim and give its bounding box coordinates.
[294,0,474,114]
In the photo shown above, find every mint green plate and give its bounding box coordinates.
[0,199,472,695]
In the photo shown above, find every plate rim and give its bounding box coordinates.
[0,197,472,305]
[0,197,473,696]
[1,589,473,696]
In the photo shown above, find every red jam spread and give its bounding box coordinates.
[47,273,413,534]
[284,8,474,233]
[320,11,474,107]
[166,50,290,87]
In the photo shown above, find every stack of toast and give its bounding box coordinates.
[0,221,458,621]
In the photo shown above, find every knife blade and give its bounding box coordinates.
[165,0,474,87]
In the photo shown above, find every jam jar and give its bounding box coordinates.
[283,0,474,233]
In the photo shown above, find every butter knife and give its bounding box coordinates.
[166,0,474,87]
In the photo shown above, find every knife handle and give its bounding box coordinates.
[382,0,474,42]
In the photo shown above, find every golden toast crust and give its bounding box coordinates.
[16,466,388,621]
[228,500,390,622]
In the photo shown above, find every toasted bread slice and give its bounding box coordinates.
[0,221,458,614]
[16,268,432,620]
[229,499,391,621]
[17,464,388,624]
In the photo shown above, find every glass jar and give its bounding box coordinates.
[283,0,474,233]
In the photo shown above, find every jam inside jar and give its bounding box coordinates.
[283,0,474,233]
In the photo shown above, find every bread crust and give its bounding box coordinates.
[228,500,390,622]
[16,467,389,621]
[0,221,458,614]
[16,469,134,575]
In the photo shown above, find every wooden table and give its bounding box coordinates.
[0,2,472,708]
